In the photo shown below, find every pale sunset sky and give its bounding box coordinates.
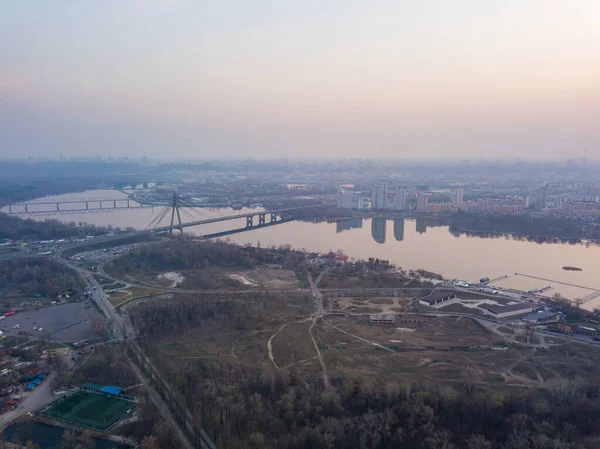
[1,1,599,159]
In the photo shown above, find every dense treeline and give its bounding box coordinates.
[0,178,97,204]
[0,213,114,241]
[314,262,434,289]
[111,237,305,272]
[131,292,297,338]
[444,213,600,243]
[107,238,306,289]
[75,345,139,387]
[132,297,600,449]
[0,258,76,299]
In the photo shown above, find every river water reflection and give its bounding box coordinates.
[5,190,600,310]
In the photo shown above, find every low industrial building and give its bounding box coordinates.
[419,291,456,307]
[575,325,599,338]
[521,311,558,324]
[81,383,104,394]
[486,302,539,319]
[549,323,600,338]
[369,314,396,326]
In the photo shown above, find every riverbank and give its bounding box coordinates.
[448,223,599,244]
[6,190,600,309]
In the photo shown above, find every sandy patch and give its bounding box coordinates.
[157,272,185,288]
[395,327,417,333]
[229,274,256,286]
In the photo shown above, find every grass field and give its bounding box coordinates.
[42,391,134,431]
[125,286,164,298]
[108,291,130,307]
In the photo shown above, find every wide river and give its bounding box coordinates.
[5,190,600,310]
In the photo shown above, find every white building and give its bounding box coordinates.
[337,189,367,209]
[393,187,406,210]
[452,187,464,211]
[369,314,395,326]
[525,195,534,209]
[372,183,388,210]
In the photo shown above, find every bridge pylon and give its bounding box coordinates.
[170,193,183,234]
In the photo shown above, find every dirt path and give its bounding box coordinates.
[323,319,394,352]
[230,341,239,359]
[266,318,312,389]
[309,317,331,389]
[474,319,509,339]
[268,321,299,369]
[507,348,537,374]
[284,356,318,369]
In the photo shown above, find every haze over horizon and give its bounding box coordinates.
[1,1,599,160]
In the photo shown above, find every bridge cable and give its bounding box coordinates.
[175,198,214,220]
[145,205,167,230]
[146,201,173,230]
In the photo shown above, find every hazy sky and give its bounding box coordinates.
[1,1,599,160]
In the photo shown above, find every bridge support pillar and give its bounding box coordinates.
[114,200,117,209]
[271,213,277,223]
[8,205,11,214]
[56,203,59,212]
[86,201,89,210]
[246,216,253,228]
[259,214,266,225]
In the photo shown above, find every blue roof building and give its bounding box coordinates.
[100,386,122,396]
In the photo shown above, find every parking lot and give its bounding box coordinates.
[0,303,99,342]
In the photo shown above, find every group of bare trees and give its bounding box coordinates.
[0,258,74,300]
[107,237,306,289]
[313,261,431,289]
[110,237,305,274]
[131,295,600,449]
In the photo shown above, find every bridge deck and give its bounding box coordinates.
[151,207,309,232]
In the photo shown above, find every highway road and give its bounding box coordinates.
[70,262,135,341]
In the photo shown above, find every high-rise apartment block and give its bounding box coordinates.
[372,182,388,210]
[534,184,548,212]
[452,187,464,211]
[416,194,429,213]
[393,187,406,210]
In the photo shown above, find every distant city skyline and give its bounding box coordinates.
[1,1,599,160]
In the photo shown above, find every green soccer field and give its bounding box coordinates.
[42,391,134,431]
